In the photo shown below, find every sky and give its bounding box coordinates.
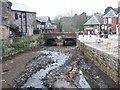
[9,0,119,20]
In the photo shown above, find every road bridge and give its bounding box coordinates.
[41,32,77,46]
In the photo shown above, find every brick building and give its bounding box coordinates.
[84,7,119,35]
[118,1,120,35]
[103,9,118,34]
[84,15,103,35]
[51,22,57,32]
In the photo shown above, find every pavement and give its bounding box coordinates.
[77,35,119,58]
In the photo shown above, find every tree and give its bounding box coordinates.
[79,12,88,32]
[71,12,88,32]
[53,12,88,32]
[57,21,62,32]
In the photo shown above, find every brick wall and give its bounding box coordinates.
[84,25,100,35]
[111,18,118,33]
[77,40,119,85]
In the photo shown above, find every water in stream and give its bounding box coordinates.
[21,50,91,89]
[21,50,70,88]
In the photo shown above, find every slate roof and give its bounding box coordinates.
[113,8,118,14]
[11,3,35,13]
[36,16,51,22]
[84,15,103,25]
[103,9,118,18]
[36,16,52,29]
[1,0,10,2]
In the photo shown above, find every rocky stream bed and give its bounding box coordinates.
[3,46,117,89]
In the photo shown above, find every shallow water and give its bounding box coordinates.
[21,50,70,88]
[79,70,91,89]
[21,50,91,89]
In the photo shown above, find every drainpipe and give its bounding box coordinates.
[25,12,27,35]
[21,12,23,36]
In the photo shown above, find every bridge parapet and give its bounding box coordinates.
[41,32,77,39]
[41,32,77,46]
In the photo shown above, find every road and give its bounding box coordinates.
[77,35,119,58]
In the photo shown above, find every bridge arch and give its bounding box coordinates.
[44,38,57,46]
[63,38,76,46]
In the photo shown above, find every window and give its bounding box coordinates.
[19,15,22,18]
[108,18,112,24]
[23,15,26,18]
[104,18,107,24]
[15,13,18,19]
[91,25,94,27]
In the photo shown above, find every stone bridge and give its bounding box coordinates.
[41,32,77,46]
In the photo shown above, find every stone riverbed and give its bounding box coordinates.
[13,46,117,89]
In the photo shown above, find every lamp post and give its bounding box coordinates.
[100,24,105,38]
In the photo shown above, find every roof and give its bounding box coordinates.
[103,9,118,18]
[84,15,103,25]
[36,16,52,29]
[113,8,118,14]
[11,9,36,14]
[36,16,51,22]
[11,3,35,13]
[1,0,10,2]
[45,22,52,29]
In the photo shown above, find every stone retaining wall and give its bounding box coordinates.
[2,41,40,61]
[77,40,119,85]
[1,35,44,60]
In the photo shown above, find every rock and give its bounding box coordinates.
[10,61,14,63]
[54,80,76,88]
[3,69,9,72]
[95,76,99,79]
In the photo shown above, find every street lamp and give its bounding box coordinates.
[101,24,105,30]
[100,24,108,38]
[100,24,105,38]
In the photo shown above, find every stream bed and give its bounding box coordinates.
[17,46,117,89]
[21,48,91,88]
[21,50,70,88]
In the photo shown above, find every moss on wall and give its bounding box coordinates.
[1,34,43,59]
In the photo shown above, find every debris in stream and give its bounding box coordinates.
[12,46,117,89]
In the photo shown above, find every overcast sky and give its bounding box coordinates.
[9,0,119,20]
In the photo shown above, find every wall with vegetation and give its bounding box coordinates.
[0,34,44,59]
